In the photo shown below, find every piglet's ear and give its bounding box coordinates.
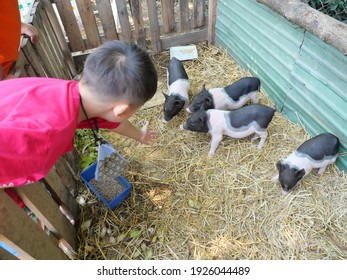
[276,161,283,172]
[162,92,169,99]
[202,84,206,91]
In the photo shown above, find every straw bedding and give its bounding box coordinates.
[75,44,347,260]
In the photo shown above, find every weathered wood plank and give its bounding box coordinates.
[130,0,146,49]
[146,0,161,53]
[24,63,36,77]
[37,9,68,78]
[15,183,77,252]
[161,0,175,33]
[42,0,77,76]
[0,246,18,260]
[0,190,68,260]
[179,0,190,32]
[43,168,79,223]
[208,0,217,45]
[32,14,61,78]
[193,0,205,28]
[115,0,132,42]
[54,156,78,197]
[96,0,119,41]
[160,28,208,50]
[54,0,85,52]
[22,39,47,77]
[11,49,28,78]
[75,0,101,48]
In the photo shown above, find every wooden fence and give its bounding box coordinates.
[0,154,79,260]
[12,0,77,78]
[0,1,79,260]
[52,0,217,58]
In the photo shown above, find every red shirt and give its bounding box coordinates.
[0,1,21,75]
[0,77,120,187]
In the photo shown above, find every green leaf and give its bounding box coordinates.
[133,248,141,258]
[130,229,142,238]
[145,248,153,260]
[188,199,200,209]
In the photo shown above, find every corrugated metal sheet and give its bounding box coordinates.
[215,0,347,170]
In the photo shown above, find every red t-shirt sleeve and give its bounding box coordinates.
[77,117,120,130]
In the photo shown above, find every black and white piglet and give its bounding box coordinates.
[186,77,260,113]
[162,57,190,123]
[180,104,275,156]
[275,133,340,195]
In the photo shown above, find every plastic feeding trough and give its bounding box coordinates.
[80,142,131,210]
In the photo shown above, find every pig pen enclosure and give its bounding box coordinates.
[77,44,347,260]
[1,0,347,260]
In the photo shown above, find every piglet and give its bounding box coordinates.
[275,133,340,195]
[163,57,190,123]
[180,104,275,156]
[187,77,260,113]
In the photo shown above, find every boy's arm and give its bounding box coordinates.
[110,120,158,145]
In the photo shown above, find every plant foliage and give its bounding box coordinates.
[302,0,347,22]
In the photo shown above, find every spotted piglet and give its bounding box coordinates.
[162,57,190,123]
[275,133,340,195]
[187,77,260,113]
[180,104,275,156]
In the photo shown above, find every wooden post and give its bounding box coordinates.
[115,0,132,42]
[0,190,69,260]
[161,0,175,33]
[146,0,161,54]
[179,0,190,32]
[75,0,101,49]
[54,0,86,52]
[15,183,77,253]
[42,0,77,76]
[193,0,205,28]
[95,0,119,41]
[130,0,146,49]
[208,0,218,45]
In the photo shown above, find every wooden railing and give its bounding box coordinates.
[0,155,79,260]
[52,0,218,56]
[12,0,77,78]
[0,0,79,260]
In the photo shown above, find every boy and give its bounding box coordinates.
[0,40,158,188]
[0,0,39,80]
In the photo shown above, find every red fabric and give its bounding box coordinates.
[0,1,21,75]
[78,117,120,130]
[4,188,25,209]
[0,77,120,188]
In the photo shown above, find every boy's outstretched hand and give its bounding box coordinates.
[140,121,158,145]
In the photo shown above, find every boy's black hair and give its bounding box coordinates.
[82,40,157,106]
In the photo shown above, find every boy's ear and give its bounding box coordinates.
[112,102,131,117]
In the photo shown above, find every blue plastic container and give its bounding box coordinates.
[80,162,131,210]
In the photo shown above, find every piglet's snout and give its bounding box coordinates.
[281,189,289,196]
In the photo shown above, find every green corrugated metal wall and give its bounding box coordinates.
[215,0,347,170]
